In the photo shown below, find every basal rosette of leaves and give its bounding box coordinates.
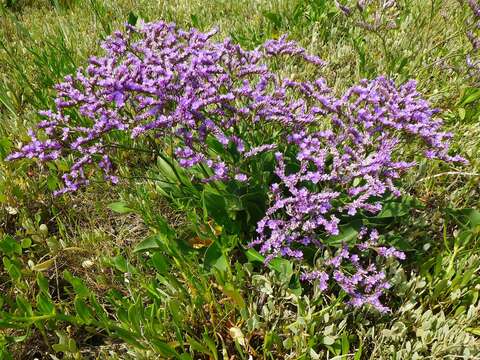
[7,21,465,312]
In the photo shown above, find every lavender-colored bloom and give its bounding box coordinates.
[234,173,248,182]
[300,270,329,291]
[244,144,277,158]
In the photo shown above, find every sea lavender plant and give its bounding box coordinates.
[7,21,464,311]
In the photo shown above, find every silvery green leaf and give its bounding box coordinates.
[322,336,335,346]
[309,348,320,359]
[324,324,335,336]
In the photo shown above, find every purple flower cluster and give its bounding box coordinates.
[7,21,327,193]
[7,22,463,311]
[301,228,404,312]
[246,75,463,311]
[335,1,399,31]
[251,76,462,259]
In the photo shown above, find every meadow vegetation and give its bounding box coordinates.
[0,0,479,359]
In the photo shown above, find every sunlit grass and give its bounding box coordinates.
[0,0,479,358]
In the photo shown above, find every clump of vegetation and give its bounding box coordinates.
[0,0,479,359]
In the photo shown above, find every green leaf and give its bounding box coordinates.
[459,208,480,227]
[322,336,336,345]
[37,293,55,315]
[204,242,229,273]
[354,343,363,360]
[168,300,184,325]
[150,339,179,358]
[269,257,293,280]
[223,283,245,309]
[263,11,282,29]
[150,252,170,274]
[108,201,133,214]
[190,14,200,28]
[224,194,244,212]
[3,257,21,282]
[75,297,93,324]
[326,224,359,246]
[127,301,142,334]
[0,235,22,256]
[341,334,350,355]
[16,296,33,317]
[245,248,265,263]
[186,335,211,356]
[112,327,145,349]
[0,137,12,159]
[127,11,138,26]
[47,174,59,191]
[241,191,267,225]
[21,238,32,248]
[246,249,297,279]
[202,333,218,360]
[432,279,449,300]
[37,273,50,293]
[32,258,55,272]
[110,255,137,274]
[374,200,411,218]
[63,271,90,299]
[134,236,161,253]
[466,327,480,336]
[460,87,480,106]
[202,190,232,228]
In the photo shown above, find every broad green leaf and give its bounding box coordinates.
[63,271,90,299]
[36,273,49,293]
[374,200,411,218]
[134,236,160,253]
[326,224,359,246]
[36,293,54,315]
[202,190,231,228]
[0,235,22,256]
[246,248,297,278]
[3,257,21,282]
[204,242,229,273]
[108,201,133,214]
[432,279,449,300]
[47,174,59,191]
[150,339,179,358]
[16,296,33,317]
[150,252,170,274]
[223,283,245,309]
[269,257,293,280]
[32,258,55,272]
[74,297,93,324]
[460,87,480,106]
[245,248,264,263]
[322,336,336,345]
[127,11,138,26]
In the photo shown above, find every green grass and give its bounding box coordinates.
[0,0,479,359]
